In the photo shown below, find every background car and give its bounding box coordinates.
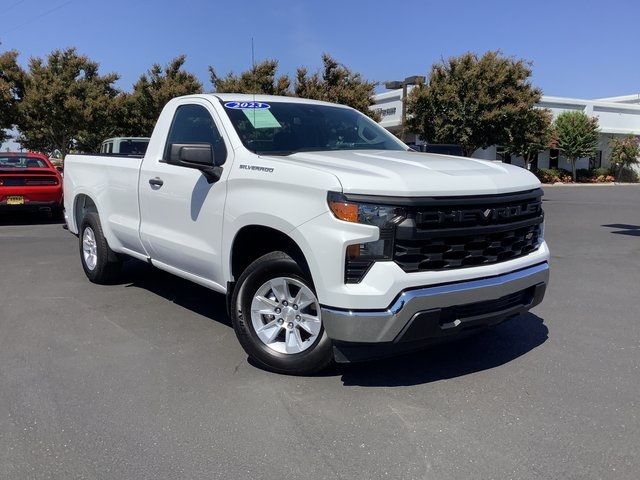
[0,152,64,217]
[100,137,150,155]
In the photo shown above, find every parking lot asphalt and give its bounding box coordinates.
[1,185,639,480]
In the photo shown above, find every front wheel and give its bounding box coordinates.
[231,251,333,375]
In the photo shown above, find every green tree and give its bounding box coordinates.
[553,111,599,181]
[15,48,120,156]
[407,51,543,157]
[609,135,639,182]
[0,49,25,144]
[295,54,379,120]
[503,108,553,169]
[210,55,378,119]
[210,59,291,95]
[125,55,203,136]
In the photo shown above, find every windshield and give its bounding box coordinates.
[0,156,48,168]
[222,101,406,155]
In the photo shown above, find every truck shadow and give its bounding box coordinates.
[120,259,232,327]
[336,313,548,387]
[116,260,547,386]
[0,212,64,226]
[602,223,640,237]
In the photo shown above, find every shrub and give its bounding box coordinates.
[592,167,611,178]
[534,168,557,183]
[575,167,614,183]
[535,168,573,183]
[576,169,592,181]
[610,135,639,181]
[534,165,632,184]
[616,167,639,182]
[593,174,615,183]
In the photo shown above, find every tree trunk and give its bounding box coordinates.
[571,159,577,182]
[524,152,535,171]
[462,145,477,158]
[60,134,68,160]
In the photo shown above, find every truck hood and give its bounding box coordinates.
[262,150,540,197]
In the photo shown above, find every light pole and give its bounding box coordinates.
[384,75,426,142]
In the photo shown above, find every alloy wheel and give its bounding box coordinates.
[82,227,98,271]
[250,276,322,354]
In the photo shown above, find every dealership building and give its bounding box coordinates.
[372,88,640,170]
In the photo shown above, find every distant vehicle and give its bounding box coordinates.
[100,137,150,155]
[0,152,63,216]
[416,144,464,156]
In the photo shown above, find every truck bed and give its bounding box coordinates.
[63,154,144,254]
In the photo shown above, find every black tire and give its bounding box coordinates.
[231,251,333,375]
[79,212,122,284]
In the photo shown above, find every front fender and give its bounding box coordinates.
[222,158,342,284]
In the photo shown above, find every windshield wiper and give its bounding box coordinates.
[255,150,296,156]
[255,148,322,156]
[255,145,393,156]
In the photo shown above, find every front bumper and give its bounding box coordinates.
[321,262,549,362]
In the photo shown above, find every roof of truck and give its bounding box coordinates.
[183,93,352,109]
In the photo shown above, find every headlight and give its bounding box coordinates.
[327,192,406,283]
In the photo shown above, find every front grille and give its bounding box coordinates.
[396,285,539,343]
[394,189,543,273]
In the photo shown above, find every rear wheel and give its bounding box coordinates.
[79,212,122,284]
[231,251,333,375]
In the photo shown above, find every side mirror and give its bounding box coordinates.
[169,143,223,183]
[177,144,213,165]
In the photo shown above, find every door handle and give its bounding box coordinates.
[149,177,164,187]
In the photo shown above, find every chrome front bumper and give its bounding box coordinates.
[321,262,549,348]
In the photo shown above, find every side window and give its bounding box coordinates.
[163,104,227,164]
[107,142,113,153]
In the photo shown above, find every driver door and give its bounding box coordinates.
[138,101,231,289]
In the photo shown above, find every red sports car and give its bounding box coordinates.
[0,152,63,216]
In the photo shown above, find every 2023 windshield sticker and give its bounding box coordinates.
[224,101,270,109]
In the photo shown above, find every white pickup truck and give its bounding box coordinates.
[64,94,549,374]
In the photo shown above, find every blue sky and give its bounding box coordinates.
[1,0,639,99]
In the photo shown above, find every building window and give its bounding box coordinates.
[590,150,602,169]
[549,148,559,169]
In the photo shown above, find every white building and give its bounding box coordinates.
[372,88,640,170]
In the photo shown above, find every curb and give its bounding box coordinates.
[542,183,640,187]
